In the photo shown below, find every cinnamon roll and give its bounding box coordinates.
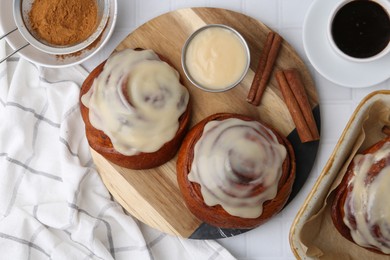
[80,49,190,169]
[332,137,390,255]
[177,113,296,229]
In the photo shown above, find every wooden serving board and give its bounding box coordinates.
[90,7,321,239]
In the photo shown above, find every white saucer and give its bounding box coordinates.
[0,0,117,68]
[303,0,390,88]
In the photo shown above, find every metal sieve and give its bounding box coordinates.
[13,0,110,55]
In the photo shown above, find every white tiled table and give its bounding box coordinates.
[82,1,390,259]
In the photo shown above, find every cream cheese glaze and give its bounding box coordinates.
[81,49,189,156]
[343,141,390,253]
[184,26,248,90]
[188,118,287,218]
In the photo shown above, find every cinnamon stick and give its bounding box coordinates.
[247,32,274,103]
[275,70,318,143]
[247,32,283,106]
[284,69,320,140]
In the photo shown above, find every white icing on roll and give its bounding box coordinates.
[188,118,287,218]
[343,141,390,254]
[81,49,189,155]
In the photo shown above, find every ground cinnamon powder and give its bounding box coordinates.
[29,0,98,46]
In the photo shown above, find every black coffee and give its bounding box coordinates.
[331,0,390,58]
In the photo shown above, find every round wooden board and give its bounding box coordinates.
[89,7,321,239]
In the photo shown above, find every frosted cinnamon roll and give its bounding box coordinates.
[177,113,296,228]
[332,137,390,255]
[80,49,190,169]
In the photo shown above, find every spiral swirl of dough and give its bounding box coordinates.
[343,141,390,254]
[81,49,189,155]
[188,118,287,218]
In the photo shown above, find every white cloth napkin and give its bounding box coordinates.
[0,39,235,260]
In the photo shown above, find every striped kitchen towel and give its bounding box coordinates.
[0,39,235,260]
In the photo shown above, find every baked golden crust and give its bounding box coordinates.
[331,136,390,255]
[176,113,296,229]
[79,51,191,170]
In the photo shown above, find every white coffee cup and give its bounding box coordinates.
[327,0,390,62]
